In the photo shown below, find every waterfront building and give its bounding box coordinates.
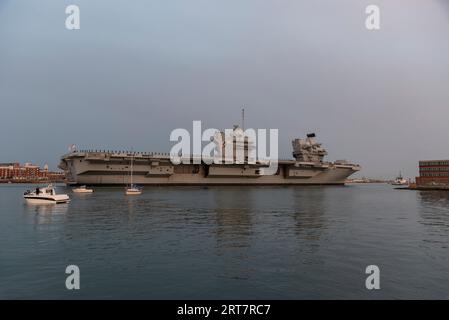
[416,160,449,188]
[0,162,64,183]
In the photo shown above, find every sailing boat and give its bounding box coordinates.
[125,152,142,195]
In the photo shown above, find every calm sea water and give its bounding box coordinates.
[0,183,448,299]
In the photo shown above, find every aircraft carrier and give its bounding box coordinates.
[59,128,360,186]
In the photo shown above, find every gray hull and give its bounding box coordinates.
[59,151,360,186]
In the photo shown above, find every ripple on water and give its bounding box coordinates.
[0,184,448,299]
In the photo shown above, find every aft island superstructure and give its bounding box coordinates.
[59,129,360,186]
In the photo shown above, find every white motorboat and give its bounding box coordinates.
[72,185,94,193]
[23,184,70,204]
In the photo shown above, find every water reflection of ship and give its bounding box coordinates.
[212,188,254,280]
[212,188,253,247]
[124,194,142,223]
[291,188,327,243]
[24,202,68,225]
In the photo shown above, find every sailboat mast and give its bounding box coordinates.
[130,153,133,185]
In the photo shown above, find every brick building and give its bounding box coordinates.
[0,163,20,179]
[0,162,64,182]
[416,160,449,187]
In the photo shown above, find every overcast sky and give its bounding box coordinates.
[0,0,448,178]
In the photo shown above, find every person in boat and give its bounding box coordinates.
[36,187,40,195]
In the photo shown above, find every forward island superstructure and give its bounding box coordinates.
[59,129,360,186]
